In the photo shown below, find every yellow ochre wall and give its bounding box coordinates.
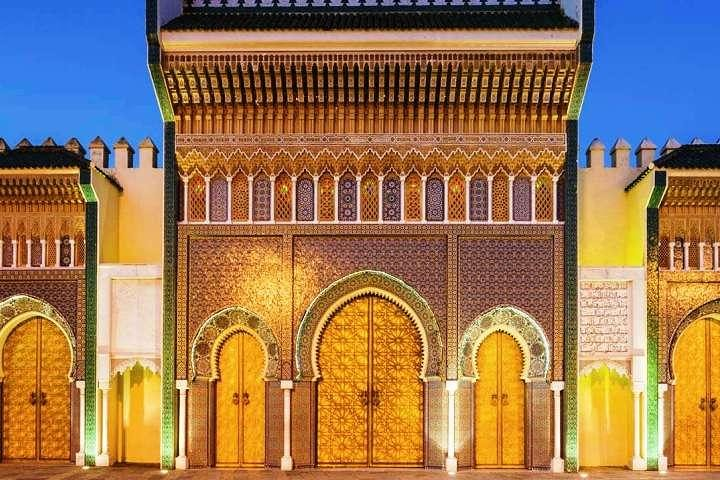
[91,168,120,263]
[579,364,634,467]
[109,364,161,465]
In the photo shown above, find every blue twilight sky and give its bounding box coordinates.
[0,1,718,165]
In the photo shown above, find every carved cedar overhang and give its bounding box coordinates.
[163,51,578,135]
[0,175,84,207]
[661,176,720,207]
[174,132,566,177]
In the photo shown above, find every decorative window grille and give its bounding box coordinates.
[60,235,72,267]
[658,237,670,269]
[469,175,488,221]
[209,174,228,222]
[448,173,466,222]
[45,223,56,267]
[296,175,315,222]
[16,224,26,267]
[360,173,379,222]
[252,174,272,222]
[492,172,509,222]
[672,238,684,271]
[274,173,293,222]
[231,173,249,222]
[556,173,566,222]
[404,172,422,221]
[425,176,445,222]
[512,176,532,222]
[2,223,12,267]
[382,174,401,221]
[318,173,335,222]
[188,174,206,222]
[338,173,357,222]
[30,236,42,267]
[535,175,553,222]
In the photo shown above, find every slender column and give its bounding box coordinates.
[699,242,706,270]
[312,176,319,224]
[54,239,61,267]
[551,381,565,473]
[0,240,3,268]
[465,176,471,222]
[658,383,668,472]
[399,175,406,222]
[420,176,427,223]
[714,242,720,270]
[226,176,233,223]
[445,381,458,475]
[280,380,294,471]
[683,242,690,270]
[630,381,647,470]
[508,175,515,223]
[40,239,47,267]
[487,175,494,223]
[25,239,32,267]
[291,176,297,223]
[204,176,211,223]
[531,175,538,223]
[333,176,339,223]
[69,239,76,267]
[75,381,86,466]
[668,242,675,271]
[355,175,362,223]
[181,177,189,223]
[175,380,189,469]
[443,176,449,223]
[270,175,276,222]
[248,175,254,224]
[96,381,110,466]
[11,239,17,268]
[377,175,384,223]
[552,175,559,223]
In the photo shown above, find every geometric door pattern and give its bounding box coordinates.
[215,331,266,467]
[474,331,525,468]
[317,295,424,466]
[2,317,71,461]
[674,318,720,467]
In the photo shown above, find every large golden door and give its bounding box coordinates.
[317,296,423,466]
[2,317,71,461]
[474,331,525,468]
[674,318,720,467]
[215,331,265,467]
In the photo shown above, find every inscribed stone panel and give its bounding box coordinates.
[579,281,632,357]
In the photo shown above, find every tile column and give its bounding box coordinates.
[226,176,233,223]
[630,381,647,470]
[96,381,110,466]
[204,176,211,223]
[181,177,189,223]
[54,239,61,267]
[40,239,47,267]
[280,380,294,471]
[487,175,494,223]
[658,383,668,472]
[551,381,565,473]
[10,239,17,268]
[69,239,76,267]
[25,239,32,267]
[714,242,720,270]
[75,380,86,466]
[668,241,675,271]
[176,380,189,469]
[445,380,458,475]
[552,175,559,223]
[699,242,706,270]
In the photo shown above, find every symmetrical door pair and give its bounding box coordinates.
[2,317,70,461]
[674,318,720,467]
[317,296,424,466]
[215,331,265,466]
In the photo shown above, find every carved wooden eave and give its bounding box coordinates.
[661,176,720,208]
[0,175,85,206]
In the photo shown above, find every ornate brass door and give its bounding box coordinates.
[215,331,265,466]
[317,296,423,467]
[2,318,71,461]
[674,318,720,467]
[474,331,525,468]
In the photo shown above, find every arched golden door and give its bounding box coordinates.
[215,331,265,467]
[317,296,424,467]
[2,317,71,461]
[474,332,524,468]
[674,318,720,467]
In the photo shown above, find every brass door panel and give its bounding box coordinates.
[215,332,266,467]
[674,319,708,466]
[241,334,265,466]
[38,320,71,460]
[317,298,370,466]
[474,332,524,468]
[317,295,424,467]
[2,319,38,460]
[371,297,423,466]
[710,320,720,466]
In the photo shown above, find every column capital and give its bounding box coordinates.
[550,381,565,392]
[632,381,645,394]
[658,383,669,395]
[176,379,189,391]
[98,380,110,391]
[75,380,86,391]
[280,380,294,390]
[445,380,458,393]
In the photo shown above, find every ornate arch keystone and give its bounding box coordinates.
[0,294,77,380]
[190,306,280,381]
[295,270,444,381]
[668,298,720,380]
[459,306,549,381]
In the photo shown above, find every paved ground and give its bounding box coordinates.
[0,466,718,480]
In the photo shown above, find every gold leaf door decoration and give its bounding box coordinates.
[317,296,424,467]
[39,319,71,460]
[710,319,719,467]
[216,331,266,467]
[474,331,524,468]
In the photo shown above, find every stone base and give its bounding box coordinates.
[445,456,458,475]
[630,456,647,471]
[175,455,188,470]
[550,457,564,473]
[75,452,85,467]
[281,455,293,471]
[95,453,110,467]
[658,456,668,473]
